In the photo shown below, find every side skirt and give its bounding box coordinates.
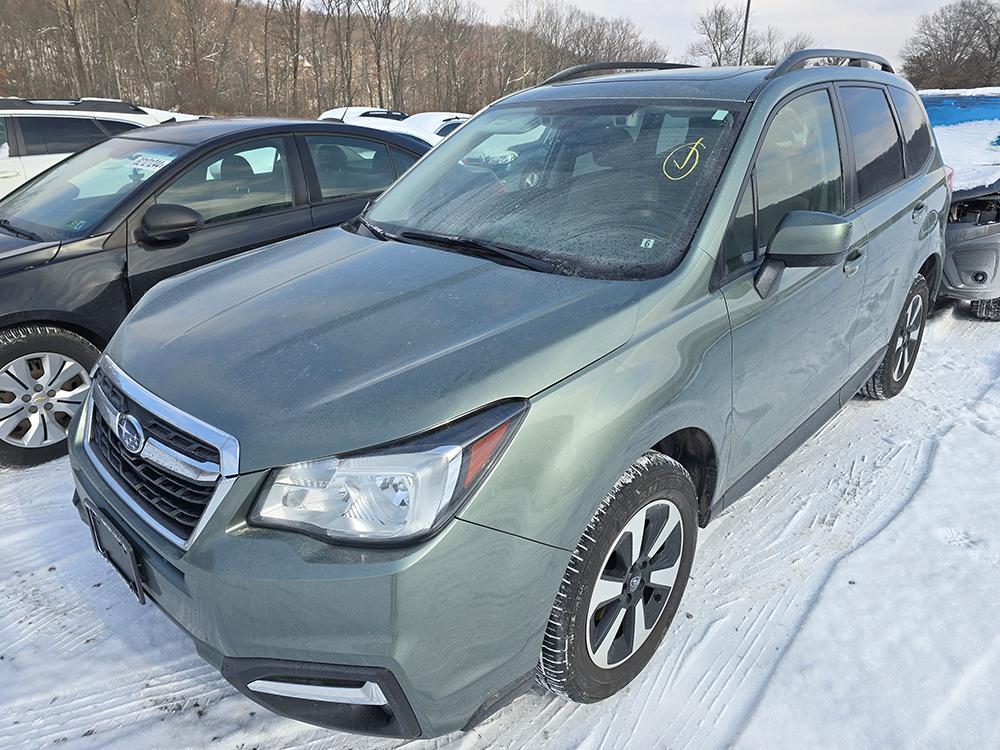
[711,346,887,517]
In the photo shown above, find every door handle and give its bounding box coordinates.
[0,171,19,179]
[843,245,865,278]
[911,201,927,221]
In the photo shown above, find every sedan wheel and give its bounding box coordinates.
[0,352,91,448]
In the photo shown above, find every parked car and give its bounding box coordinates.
[319,106,470,142]
[0,98,203,198]
[69,51,945,738]
[920,88,1000,319]
[0,118,429,466]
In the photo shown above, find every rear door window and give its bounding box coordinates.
[305,135,394,200]
[888,87,932,175]
[755,89,844,248]
[840,86,906,202]
[98,119,141,136]
[17,116,106,155]
[390,147,418,175]
[0,118,9,158]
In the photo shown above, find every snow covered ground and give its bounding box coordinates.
[932,119,1000,192]
[3,301,1000,749]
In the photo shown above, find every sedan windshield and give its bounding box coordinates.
[366,98,747,279]
[0,137,190,242]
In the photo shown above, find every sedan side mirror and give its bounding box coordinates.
[754,210,853,299]
[140,204,204,243]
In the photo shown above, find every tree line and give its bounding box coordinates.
[0,0,665,117]
[0,0,993,119]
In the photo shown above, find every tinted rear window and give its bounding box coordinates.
[18,116,106,155]
[888,88,932,174]
[98,119,141,136]
[840,86,905,202]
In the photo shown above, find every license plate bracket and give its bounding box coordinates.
[84,501,145,605]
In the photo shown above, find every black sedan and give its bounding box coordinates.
[0,118,429,466]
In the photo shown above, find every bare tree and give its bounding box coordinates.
[901,0,1000,88]
[687,1,812,67]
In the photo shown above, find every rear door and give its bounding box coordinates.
[0,117,26,197]
[15,115,108,179]
[126,134,312,300]
[720,86,867,482]
[299,133,406,228]
[836,84,938,364]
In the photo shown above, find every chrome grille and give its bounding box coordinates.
[84,358,238,547]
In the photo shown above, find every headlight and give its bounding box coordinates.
[250,399,527,544]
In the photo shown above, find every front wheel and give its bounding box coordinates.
[537,451,698,702]
[859,274,929,400]
[0,325,99,468]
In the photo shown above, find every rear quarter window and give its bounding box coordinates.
[888,88,933,174]
[840,86,906,202]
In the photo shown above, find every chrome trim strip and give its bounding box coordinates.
[247,679,388,706]
[83,355,241,550]
[100,356,239,476]
[140,438,220,483]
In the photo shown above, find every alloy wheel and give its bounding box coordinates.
[0,352,91,448]
[585,498,684,669]
[891,294,924,382]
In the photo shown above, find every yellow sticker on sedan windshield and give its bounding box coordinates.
[663,138,705,181]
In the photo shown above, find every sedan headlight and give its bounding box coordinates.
[250,400,527,544]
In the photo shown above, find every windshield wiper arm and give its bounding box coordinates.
[398,230,557,273]
[356,214,393,241]
[0,218,43,242]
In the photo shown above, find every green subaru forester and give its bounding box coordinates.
[68,50,947,738]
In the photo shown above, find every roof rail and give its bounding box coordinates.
[765,49,894,80]
[540,61,698,86]
[0,97,146,114]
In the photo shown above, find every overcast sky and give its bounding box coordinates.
[475,0,944,69]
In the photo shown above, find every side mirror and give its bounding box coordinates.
[140,204,204,243]
[754,210,853,299]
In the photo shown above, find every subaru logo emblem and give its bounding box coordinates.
[116,413,145,454]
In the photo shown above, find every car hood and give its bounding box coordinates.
[0,232,59,276]
[106,228,641,473]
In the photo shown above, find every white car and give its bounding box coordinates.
[0,98,201,197]
[318,106,469,143]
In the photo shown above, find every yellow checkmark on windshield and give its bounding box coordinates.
[663,138,705,181]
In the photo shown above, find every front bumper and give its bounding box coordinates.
[941,221,1000,301]
[68,409,567,738]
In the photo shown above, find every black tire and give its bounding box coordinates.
[970,298,1000,321]
[537,451,698,702]
[859,274,929,400]
[0,325,100,468]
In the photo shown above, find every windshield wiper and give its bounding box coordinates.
[356,214,393,241]
[398,230,557,273]
[0,218,43,242]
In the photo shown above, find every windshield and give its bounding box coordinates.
[366,98,746,278]
[0,137,190,242]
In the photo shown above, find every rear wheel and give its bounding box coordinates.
[970,298,1000,321]
[0,325,98,468]
[859,274,929,400]
[537,451,698,702]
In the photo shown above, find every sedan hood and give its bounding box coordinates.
[107,228,641,472]
[0,231,58,277]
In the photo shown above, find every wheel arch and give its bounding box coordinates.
[653,427,719,527]
[918,252,942,303]
[0,312,108,351]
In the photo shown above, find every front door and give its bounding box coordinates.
[719,87,866,482]
[126,135,312,300]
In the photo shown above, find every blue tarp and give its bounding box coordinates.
[920,94,1000,130]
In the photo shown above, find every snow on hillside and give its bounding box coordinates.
[3,302,1000,749]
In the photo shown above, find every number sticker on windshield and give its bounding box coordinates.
[663,138,705,181]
